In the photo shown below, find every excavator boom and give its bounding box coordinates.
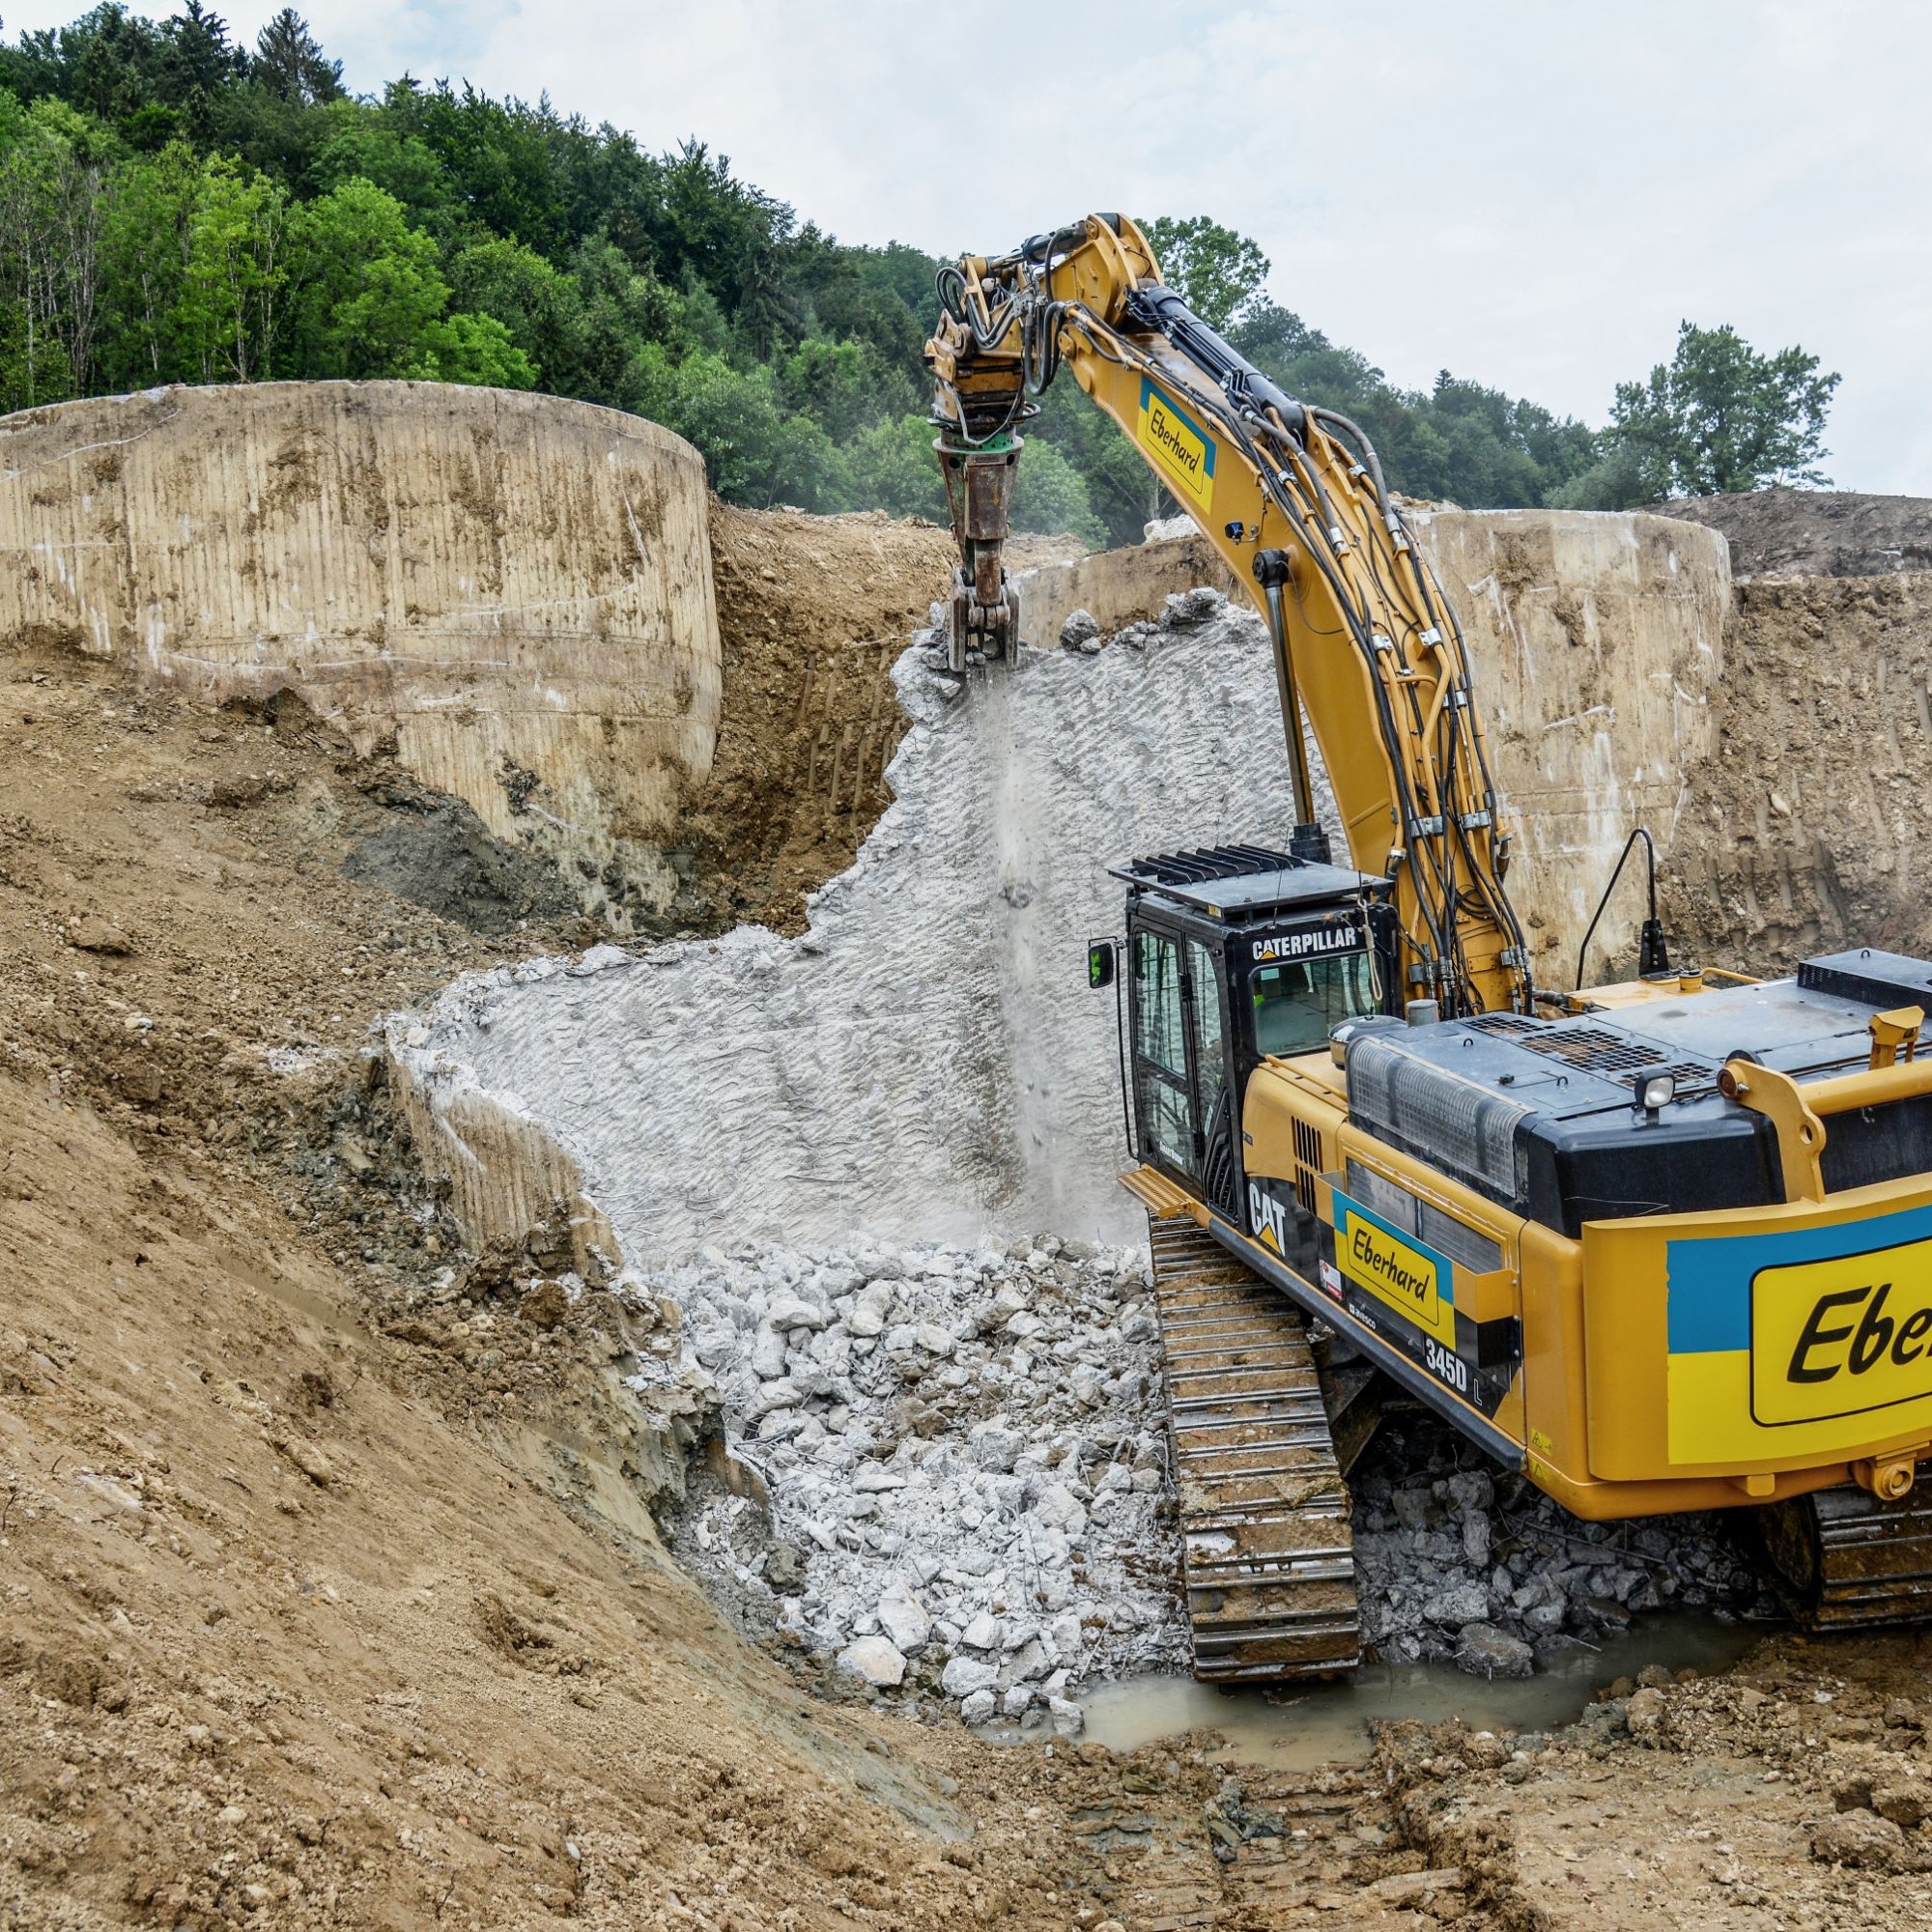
[925,213,1530,1018]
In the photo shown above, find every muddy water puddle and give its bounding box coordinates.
[1065,1614,1767,1769]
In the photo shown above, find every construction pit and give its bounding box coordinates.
[6,383,1932,1931]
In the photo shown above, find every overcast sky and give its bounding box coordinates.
[14,0,1929,492]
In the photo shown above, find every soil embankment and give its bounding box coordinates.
[1657,487,1932,578]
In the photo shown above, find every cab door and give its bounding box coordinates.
[1127,922,1240,1215]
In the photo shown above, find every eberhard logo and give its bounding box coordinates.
[1750,1237,1932,1426]
[1137,377,1215,510]
[1334,1191,1457,1348]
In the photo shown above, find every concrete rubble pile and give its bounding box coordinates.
[638,1230,1185,1734]
[1350,1421,1770,1679]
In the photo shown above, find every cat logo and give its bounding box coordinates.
[1248,1179,1290,1254]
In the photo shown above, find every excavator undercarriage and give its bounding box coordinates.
[1147,1217,1361,1681]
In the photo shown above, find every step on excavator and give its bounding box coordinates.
[925,213,1932,1681]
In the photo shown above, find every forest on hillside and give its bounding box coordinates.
[0,6,1836,543]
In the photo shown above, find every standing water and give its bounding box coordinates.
[1070,1613,1766,1769]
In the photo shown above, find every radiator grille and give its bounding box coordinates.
[1292,1118,1322,1213]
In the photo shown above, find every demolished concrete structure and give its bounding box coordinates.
[0,381,721,930]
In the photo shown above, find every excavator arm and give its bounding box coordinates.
[925,213,1530,1018]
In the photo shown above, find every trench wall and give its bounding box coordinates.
[1664,571,1932,973]
[0,381,721,928]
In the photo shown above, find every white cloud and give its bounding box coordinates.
[9,0,1925,489]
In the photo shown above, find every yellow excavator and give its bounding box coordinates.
[926,213,1932,1680]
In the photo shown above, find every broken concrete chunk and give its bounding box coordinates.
[1453,1622,1533,1679]
[1624,1686,1668,1741]
[875,1587,931,1655]
[836,1636,906,1689]
[750,1324,788,1379]
[1047,1694,1084,1737]
[1059,608,1100,648]
[941,1657,999,1699]
[766,1293,828,1332]
[764,1542,808,1594]
[959,1612,1000,1651]
[971,1424,1023,1473]
[1423,1580,1490,1626]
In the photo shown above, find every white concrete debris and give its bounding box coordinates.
[393,592,1336,1263]
[649,1228,1186,1722]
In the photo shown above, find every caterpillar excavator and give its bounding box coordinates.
[925,213,1932,1681]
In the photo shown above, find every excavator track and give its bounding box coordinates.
[1147,1217,1361,1682]
[1758,1463,1932,1630]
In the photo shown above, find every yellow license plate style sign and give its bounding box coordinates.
[1751,1237,1932,1426]
[1664,1205,1932,1464]
[1137,378,1215,510]
[1333,1191,1457,1348]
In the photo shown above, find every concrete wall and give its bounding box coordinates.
[0,382,722,928]
[1017,509,1731,982]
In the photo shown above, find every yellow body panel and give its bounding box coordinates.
[1238,1050,1932,1522]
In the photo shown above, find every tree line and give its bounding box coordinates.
[0,7,1840,546]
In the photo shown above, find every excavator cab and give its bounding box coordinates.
[1105,844,1396,1226]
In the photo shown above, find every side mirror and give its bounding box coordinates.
[1087,940,1116,990]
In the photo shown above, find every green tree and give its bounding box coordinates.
[0,97,106,408]
[177,150,286,380]
[1010,435,1105,546]
[633,343,836,508]
[285,175,446,378]
[1142,215,1269,331]
[1597,320,1841,499]
[96,142,288,386]
[307,98,449,225]
[444,236,583,388]
[409,310,534,388]
[839,412,947,522]
[251,8,340,106]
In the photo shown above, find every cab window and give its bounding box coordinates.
[1252,952,1378,1057]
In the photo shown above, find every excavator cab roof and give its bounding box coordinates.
[1111,842,1385,926]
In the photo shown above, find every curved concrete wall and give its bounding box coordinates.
[0,382,721,927]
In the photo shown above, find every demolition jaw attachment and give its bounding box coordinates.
[934,428,1022,672]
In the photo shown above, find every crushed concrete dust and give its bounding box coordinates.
[399,593,1325,1263]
